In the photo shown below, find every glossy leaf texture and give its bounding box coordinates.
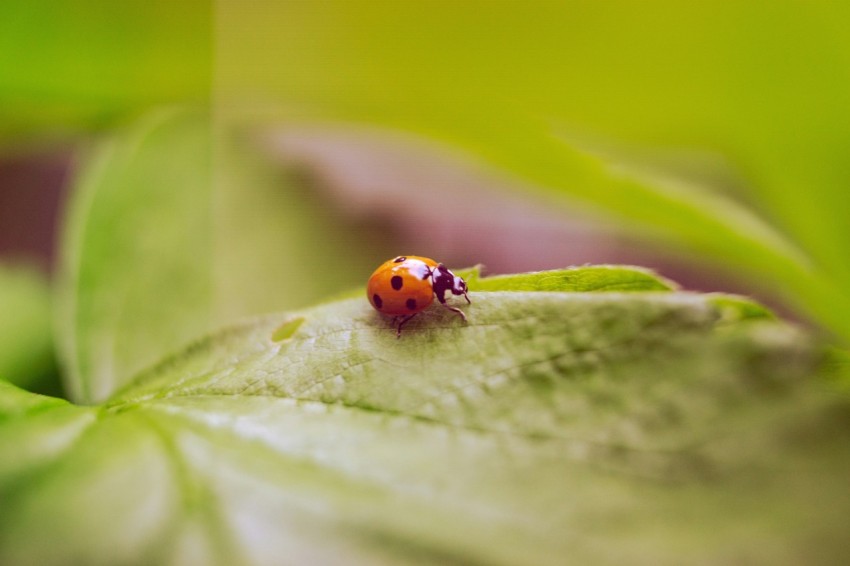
[3,275,849,565]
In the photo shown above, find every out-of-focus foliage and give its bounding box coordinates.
[0,0,210,140]
[56,109,380,404]
[214,1,850,346]
[0,264,58,394]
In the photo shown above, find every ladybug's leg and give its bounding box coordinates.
[436,295,468,322]
[431,263,469,321]
[396,313,418,338]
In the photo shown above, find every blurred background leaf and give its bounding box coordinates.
[56,109,386,404]
[0,264,59,395]
[0,0,210,142]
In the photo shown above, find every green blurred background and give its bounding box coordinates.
[2,0,850,398]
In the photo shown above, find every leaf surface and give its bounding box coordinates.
[5,278,849,565]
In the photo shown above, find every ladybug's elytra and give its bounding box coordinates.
[367,255,471,337]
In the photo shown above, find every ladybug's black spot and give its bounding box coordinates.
[372,294,383,309]
[393,256,406,263]
[406,298,417,311]
[391,275,404,290]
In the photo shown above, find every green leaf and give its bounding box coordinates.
[0,381,95,480]
[0,380,67,418]
[0,263,59,394]
[469,265,676,292]
[55,109,214,404]
[5,271,848,564]
[56,108,385,404]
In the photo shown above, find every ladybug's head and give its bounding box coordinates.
[451,274,470,302]
[432,264,470,304]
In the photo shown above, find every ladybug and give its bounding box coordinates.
[367,255,471,337]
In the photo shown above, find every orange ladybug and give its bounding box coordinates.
[367,255,470,337]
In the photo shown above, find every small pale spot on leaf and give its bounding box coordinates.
[271,317,305,342]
